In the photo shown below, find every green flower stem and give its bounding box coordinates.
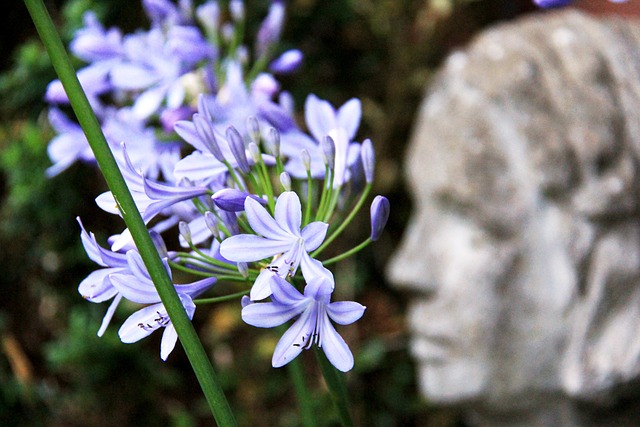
[25,1,237,425]
[275,324,316,427]
[194,290,250,305]
[321,238,372,266]
[287,357,317,427]
[314,348,354,427]
[311,184,372,258]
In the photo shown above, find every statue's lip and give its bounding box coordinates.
[410,334,453,362]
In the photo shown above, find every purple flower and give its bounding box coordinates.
[242,274,366,372]
[370,196,390,242]
[111,250,216,360]
[45,109,93,176]
[281,95,362,187]
[220,191,331,300]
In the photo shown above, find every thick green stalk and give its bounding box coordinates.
[314,348,354,427]
[25,1,236,424]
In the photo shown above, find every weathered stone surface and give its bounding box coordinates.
[388,10,640,426]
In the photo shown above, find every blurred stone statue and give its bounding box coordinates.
[388,10,640,427]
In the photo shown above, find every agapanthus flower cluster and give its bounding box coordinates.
[50,0,389,372]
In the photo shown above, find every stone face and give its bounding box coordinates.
[388,10,640,426]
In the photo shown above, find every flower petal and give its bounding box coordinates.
[300,221,328,251]
[300,253,334,286]
[242,300,305,328]
[326,301,366,325]
[319,311,355,372]
[118,303,165,343]
[220,234,291,262]
[110,273,159,303]
[250,270,277,300]
[336,98,361,140]
[274,191,302,236]
[160,324,178,361]
[244,196,291,241]
[271,308,314,368]
[305,94,336,143]
[78,268,120,302]
[97,293,123,337]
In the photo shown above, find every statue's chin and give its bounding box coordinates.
[416,359,488,405]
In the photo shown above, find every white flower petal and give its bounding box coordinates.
[245,197,291,240]
[300,221,328,251]
[160,325,179,361]
[326,301,366,325]
[319,311,354,372]
[242,300,304,328]
[274,192,302,236]
[272,308,314,368]
[220,234,291,262]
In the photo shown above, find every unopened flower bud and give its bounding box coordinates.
[256,1,285,56]
[213,188,266,212]
[301,149,311,173]
[230,0,244,21]
[248,142,261,164]
[361,138,375,184]
[192,113,225,162]
[196,1,220,32]
[149,230,168,258]
[270,49,303,74]
[179,221,192,244]
[321,135,335,169]
[280,172,291,191]
[265,127,280,157]
[370,195,390,242]
[226,125,251,174]
[204,211,220,239]
[246,116,261,143]
[237,262,249,278]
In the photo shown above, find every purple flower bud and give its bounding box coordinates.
[230,0,245,21]
[361,138,375,184]
[212,188,266,212]
[248,142,261,163]
[204,211,220,239]
[270,49,303,74]
[149,230,168,257]
[280,172,291,191]
[238,262,249,278]
[193,113,225,162]
[246,116,261,143]
[370,195,390,242]
[179,221,192,244]
[321,135,335,169]
[256,1,285,56]
[226,126,251,174]
[265,127,281,157]
[533,0,572,7]
[196,1,220,32]
[301,149,311,172]
[220,210,240,235]
[251,74,280,99]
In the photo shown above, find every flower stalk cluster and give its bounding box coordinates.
[45,0,390,375]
